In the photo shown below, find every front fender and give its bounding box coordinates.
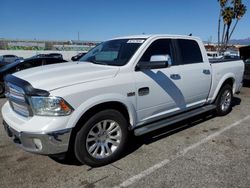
[66,93,137,129]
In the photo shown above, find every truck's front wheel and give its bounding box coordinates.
[74,109,128,167]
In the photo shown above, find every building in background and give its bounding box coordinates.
[0,39,100,51]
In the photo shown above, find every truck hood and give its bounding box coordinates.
[13,62,120,91]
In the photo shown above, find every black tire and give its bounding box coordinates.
[215,84,233,116]
[74,109,129,167]
[0,82,5,97]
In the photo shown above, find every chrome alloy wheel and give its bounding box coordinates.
[220,90,232,112]
[86,120,122,159]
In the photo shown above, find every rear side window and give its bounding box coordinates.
[177,39,203,64]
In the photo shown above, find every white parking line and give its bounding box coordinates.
[114,115,250,188]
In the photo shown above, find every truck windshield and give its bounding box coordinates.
[79,39,145,66]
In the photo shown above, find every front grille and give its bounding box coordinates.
[5,83,31,117]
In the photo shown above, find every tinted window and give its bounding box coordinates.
[139,39,173,63]
[45,58,63,65]
[18,59,43,70]
[177,39,203,64]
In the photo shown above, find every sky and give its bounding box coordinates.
[0,0,249,42]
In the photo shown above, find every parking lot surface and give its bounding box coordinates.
[1,85,250,188]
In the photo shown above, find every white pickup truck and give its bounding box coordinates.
[2,35,244,167]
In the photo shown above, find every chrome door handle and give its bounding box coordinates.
[170,74,181,80]
[138,87,149,96]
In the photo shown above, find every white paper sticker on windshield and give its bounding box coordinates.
[127,39,145,44]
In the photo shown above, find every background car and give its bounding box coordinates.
[32,53,63,59]
[71,52,87,61]
[244,59,250,81]
[0,55,23,67]
[239,46,250,82]
[0,57,67,96]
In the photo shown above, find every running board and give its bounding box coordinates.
[134,105,216,136]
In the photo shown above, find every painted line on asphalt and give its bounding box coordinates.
[114,115,250,188]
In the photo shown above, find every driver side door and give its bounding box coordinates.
[134,39,185,125]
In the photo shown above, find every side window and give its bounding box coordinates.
[177,39,203,64]
[45,58,61,65]
[139,39,173,63]
[18,59,42,70]
[19,61,33,70]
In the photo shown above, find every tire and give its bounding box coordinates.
[74,109,129,167]
[215,84,233,116]
[0,82,5,97]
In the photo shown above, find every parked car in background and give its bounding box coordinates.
[0,55,23,67]
[207,51,223,60]
[223,54,240,60]
[71,52,87,61]
[0,57,67,96]
[239,46,250,82]
[33,53,63,59]
[244,59,250,81]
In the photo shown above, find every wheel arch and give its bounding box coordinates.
[66,94,137,131]
[211,75,235,103]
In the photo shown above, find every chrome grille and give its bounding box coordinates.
[6,83,31,117]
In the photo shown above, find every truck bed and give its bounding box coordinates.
[209,58,241,64]
[207,59,244,101]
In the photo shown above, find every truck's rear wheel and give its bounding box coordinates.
[215,84,233,116]
[74,109,128,167]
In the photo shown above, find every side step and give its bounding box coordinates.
[134,105,216,136]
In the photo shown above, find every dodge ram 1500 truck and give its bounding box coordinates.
[2,35,244,167]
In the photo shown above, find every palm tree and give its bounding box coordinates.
[218,0,228,50]
[222,6,234,44]
[217,0,247,52]
[228,1,247,43]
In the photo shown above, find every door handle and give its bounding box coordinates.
[138,87,149,96]
[203,69,210,75]
[170,74,181,80]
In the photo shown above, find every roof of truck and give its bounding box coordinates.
[112,34,201,40]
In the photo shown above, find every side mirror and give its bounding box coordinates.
[136,54,172,71]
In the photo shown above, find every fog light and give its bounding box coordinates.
[33,138,42,150]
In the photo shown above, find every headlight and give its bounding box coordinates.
[30,96,73,116]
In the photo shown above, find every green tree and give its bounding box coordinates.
[217,0,247,52]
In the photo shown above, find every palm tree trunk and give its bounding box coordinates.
[225,22,232,49]
[221,24,226,52]
[218,10,222,52]
[228,19,239,42]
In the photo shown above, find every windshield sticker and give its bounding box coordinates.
[127,39,145,44]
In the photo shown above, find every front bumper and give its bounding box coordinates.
[3,120,72,155]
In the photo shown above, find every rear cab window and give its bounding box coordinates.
[176,39,203,65]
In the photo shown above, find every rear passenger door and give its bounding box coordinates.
[174,39,212,108]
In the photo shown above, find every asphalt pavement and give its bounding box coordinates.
[0,85,250,188]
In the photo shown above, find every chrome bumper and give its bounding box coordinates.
[3,120,72,155]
